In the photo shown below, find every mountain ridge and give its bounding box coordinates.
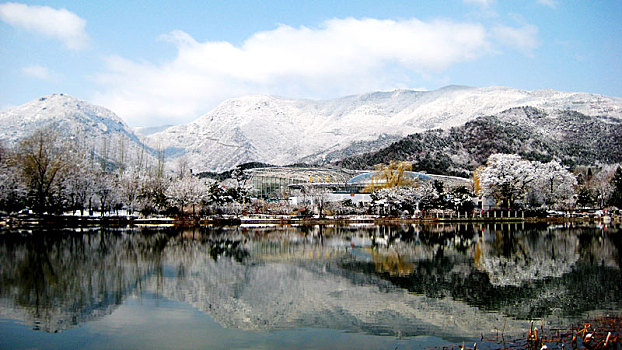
[338,106,622,176]
[147,85,622,172]
[2,86,621,173]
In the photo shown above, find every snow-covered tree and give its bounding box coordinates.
[414,181,441,211]
[480,154,580,209]
[479,154,536,209]
[532,161,577,209]
[591,165,617,208]
[371,186,419,216]
[574,164,617,209]
[445,186,474,212]
[232,166,252,198]
[0,143,27,212]
[60,145,100,215]
[117,167,144,215]
[166,175,206,216]
[93,172,117,216]
[137,174,170,215]
[331,198,367,216]
[203,181,229,209]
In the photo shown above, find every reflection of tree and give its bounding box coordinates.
[0,224,620,335]
[206,239,249,263]
[475,227,580,287]
[0,229,170,332]
[341,225,622,320]
[371,248,414,276]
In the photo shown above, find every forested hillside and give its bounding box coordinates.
[337,107,622,177]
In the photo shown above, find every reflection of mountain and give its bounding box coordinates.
[0,224,620,336]
[148,240,526,338]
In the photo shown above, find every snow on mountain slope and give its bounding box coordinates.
[147,86,622,172]
[0,94,152,165]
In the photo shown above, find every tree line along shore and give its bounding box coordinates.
[1,127,622,224]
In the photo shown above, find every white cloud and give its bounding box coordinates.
[492,24,539,56]
[0,2,88,50]
[93,17,537,126]
[22,65,51,80]
[537,0,557,9]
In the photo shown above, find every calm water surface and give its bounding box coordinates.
[0,223,620,349]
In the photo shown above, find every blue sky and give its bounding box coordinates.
[1,0,621,126]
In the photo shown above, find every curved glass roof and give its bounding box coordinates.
[347,171,431,185]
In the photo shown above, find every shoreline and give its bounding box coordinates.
[1,213,619,229]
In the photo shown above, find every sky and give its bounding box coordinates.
[0,0,621,127]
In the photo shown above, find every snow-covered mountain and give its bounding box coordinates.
[2,87,621,173]
[339,106,622,176]
[147,86,622,172]
[0,94,152,166]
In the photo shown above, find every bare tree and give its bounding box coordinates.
[94,173,115,216]
[176,155,190,179]
[364,161,415,192]
[17,127,70,214]
[118,167,142,215]
[155,144,165,179]
[63,156,96,215]
[117,135,127,170]
[100,136,109,172]
[301,184,331,218]
[591,165,617,208]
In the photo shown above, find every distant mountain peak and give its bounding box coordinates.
[1,93,127,128]
[0,94,152,167]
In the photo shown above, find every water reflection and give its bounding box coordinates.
[0,223,620,340]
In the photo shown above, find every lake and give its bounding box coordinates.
[0,223,620,349]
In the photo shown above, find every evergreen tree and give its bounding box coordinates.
[576,187,596,208]
[609,165,622,208]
